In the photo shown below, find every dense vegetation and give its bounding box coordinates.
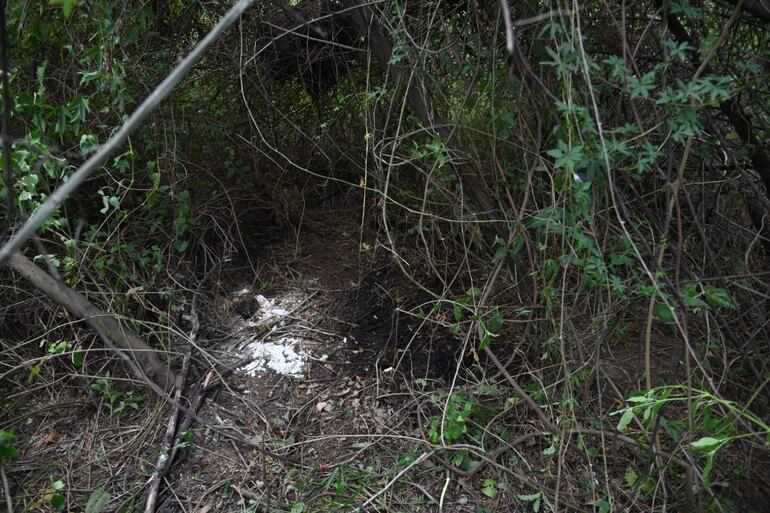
[1,1,769,512]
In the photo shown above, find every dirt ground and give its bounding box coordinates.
[2,201,492,512]
[3,199,770,513]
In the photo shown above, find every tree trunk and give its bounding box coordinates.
[7,252,175,392]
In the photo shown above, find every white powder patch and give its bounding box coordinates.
[241,337,306,377]
[229,290,311,378]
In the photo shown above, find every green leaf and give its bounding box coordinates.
[682,297,710,310]
[52,480,65,491]
[480,479,498,498]
[510,235,525,258]
[85,488,110,513]
[653,302,676,324]
[50,494,66,511]
[174,239,189,253]
[479,331,491,350]
[493,245,508,262]
[0,430,17,459]
[704,286,734,310]
[72,347,85,367]
[680,285,709,310]
[624,466,638,487]
[702,452,715,480]
[489,309,504,333]
[691,436,723,451]
[519,490,543,511]
[617,408,634,431]
[50,0,77,18]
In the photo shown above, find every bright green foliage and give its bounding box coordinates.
[613,386,770,484]
[428,392,474,445]
[90,374,146,416]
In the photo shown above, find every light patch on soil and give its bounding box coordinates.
[241,338,305,377]
[229,289,312,377]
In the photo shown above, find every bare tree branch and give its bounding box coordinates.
[0,0,256,264]
[7,251,175,391]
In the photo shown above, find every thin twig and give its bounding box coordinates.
[1,464,12,513]
[360,451,433,509]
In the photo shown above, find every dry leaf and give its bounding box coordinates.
[33,431,59,448]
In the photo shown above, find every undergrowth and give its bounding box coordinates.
[1,1,768,512]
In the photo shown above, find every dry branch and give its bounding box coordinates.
[144,349,192,513]
[6,251,175,391]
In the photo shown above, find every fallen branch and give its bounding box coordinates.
[7,251,174,391]
[145,267,206,513]
[144,349,192,513]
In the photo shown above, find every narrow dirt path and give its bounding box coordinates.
[167,205,467,512]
